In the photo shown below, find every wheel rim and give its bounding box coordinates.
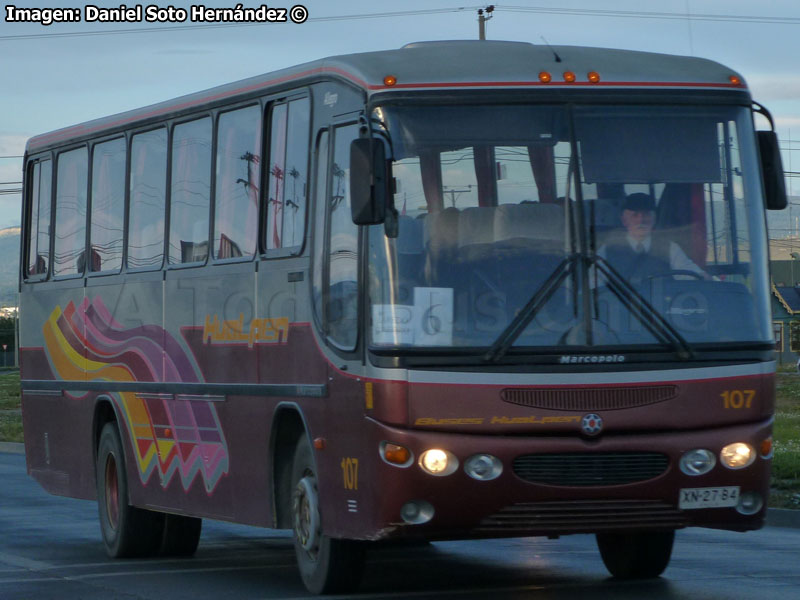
[104,454,119,531]
[292,474,320,559]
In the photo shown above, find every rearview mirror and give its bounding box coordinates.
[758,130,787,210]
[350,138,388,225]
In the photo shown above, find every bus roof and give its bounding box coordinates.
[26,40,747,153]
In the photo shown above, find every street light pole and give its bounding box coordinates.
[478,5,494,40]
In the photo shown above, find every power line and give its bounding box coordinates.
[497,5,800,25]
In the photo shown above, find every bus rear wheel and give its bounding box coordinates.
[96,423,165,558]
[596,530,675,579]
[290,436,365,594]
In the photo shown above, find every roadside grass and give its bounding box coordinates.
[0,369,799,507]
[772,375,800,508]
[0,370,22,443]
[0,371,20,410]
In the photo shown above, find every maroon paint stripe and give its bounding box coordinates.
[375,80,745,90]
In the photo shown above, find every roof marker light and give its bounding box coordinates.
[383,75,398,86]
[729,75,742,86]
[563,71,576,83]
[539,71,552,83]
[588,71,601,83]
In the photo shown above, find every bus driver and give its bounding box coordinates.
[597,192,709,282]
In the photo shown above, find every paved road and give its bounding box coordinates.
[1,451,799,600]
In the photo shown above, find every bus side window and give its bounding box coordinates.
[169,117,212,264]
[128,128,167,270]
[90,137,126,273]
[25,159,52,277]
[214,105,261,260]
[326,124,360,350]
[53,147,88,278]
[265,96,310,252]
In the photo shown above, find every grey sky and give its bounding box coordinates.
[2,0,800,229]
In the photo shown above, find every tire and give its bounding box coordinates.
[160,514,202,556]
[290,436,365,594]
[96,423,165,558]
[596,530,675,579]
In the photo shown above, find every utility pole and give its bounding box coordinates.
[478,5,494,40]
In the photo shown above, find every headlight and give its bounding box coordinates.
[680,448,716,475]
[464,454,503,481]
[419,449,458,476]
[720,443,755,469]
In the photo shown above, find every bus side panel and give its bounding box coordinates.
[20,282,95,499]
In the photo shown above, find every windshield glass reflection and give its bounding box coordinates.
[367,104,772,354]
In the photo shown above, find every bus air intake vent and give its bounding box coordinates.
[500,385,678,411]
[474,500,686,535]
[512,452,669,486]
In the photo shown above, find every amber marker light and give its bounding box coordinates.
[729,75,742,86]
[380,441,413,467]
[383,75,398,86]
[538,71,552,83]
[588,71,601,83]
[760,437,774,459]
[563,71,576,83]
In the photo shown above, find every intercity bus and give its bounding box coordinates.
[19,40,787,594]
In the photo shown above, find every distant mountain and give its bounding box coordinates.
[0,227,20,307]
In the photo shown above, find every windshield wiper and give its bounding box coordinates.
[592,255,694,360]
[483,256,575,363]
[482,253,694,363]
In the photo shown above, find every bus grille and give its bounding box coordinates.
[474,500,686,535]
[513,452,669,486]
[500,385,677,411]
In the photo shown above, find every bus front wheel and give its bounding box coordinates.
[596,530,675,579]
[96,423,165,557]
[290,436,365,594]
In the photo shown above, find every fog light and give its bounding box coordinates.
[720,443,755,469]
[680,449,716,476]
[464,454,503,481]
[419,449,458,476]
[400,500,434,524]
[736,491,763,515]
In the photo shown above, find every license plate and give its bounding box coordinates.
[679,486,740,509]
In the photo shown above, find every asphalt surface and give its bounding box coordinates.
[1,449,799,600]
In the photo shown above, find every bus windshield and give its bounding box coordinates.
[367,103,773,354]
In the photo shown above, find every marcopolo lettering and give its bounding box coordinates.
[559,354,626,364]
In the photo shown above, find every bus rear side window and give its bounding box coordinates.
[128,128,167,270]
[90,138,125,272]
[54,147,88,277]
[26,159,52,277]
[170,117,212,264]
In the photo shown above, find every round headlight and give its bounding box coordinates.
[680,448,716,476]
[720,443,755,469]
[464,454,503,481]
[419,449,458,476]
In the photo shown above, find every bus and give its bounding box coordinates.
[19,40,786,594]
